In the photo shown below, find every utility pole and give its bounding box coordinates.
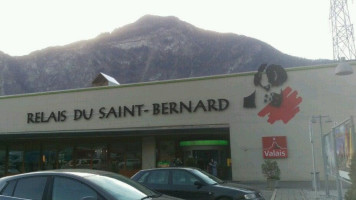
[311,115,333,197]
[330,0,356,60]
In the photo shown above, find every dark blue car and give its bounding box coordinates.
[131,168,264,200]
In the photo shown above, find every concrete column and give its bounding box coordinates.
[142,136,156,169]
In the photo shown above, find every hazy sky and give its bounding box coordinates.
[1,0,355,59]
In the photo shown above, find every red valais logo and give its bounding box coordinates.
[262,136,288,159]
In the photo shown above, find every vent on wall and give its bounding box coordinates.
[92,72,120,87]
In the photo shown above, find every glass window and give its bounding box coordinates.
[92,145,108,170]
[109,143,125,173]
[58,147,73,169]
[137,172,150,183]
[24,148,40,173]
[172,170,198,186]
[0,147,5,177]
[126,142,141,170]
[13,177,47,200]
[147,170,169,185]
[157,140,176,167]
[8,147,24,175]
[75,144,107,170]
[87,174,156,200]
[8,144,41,174]
[190,169,223,185]
[1,180,16,196]
[110,141,142,177]
[42,144,58,170]
[52,177,98,200]
[75,145,93,169]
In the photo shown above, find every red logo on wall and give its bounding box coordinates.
[258,87,302,124]
[243,64,303,124]
[262,136,288,159]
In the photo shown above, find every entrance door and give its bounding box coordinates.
[193,150,218,172]
[181,143,231,180]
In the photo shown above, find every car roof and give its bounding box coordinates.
[138,167,197,172]
[0,169,121,181]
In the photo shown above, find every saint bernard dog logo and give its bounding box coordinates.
[243,64,302,124]
[262,136,288,159]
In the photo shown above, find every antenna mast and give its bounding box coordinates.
[330,0,356,60]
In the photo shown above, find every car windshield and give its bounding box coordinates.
[190,169,224,185]
[87,173,158,200]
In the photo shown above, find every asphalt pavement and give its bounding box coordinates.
[237,181,350,200]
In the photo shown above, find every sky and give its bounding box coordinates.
[0,0,355,59]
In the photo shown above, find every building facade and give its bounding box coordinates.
[0,63,355,181]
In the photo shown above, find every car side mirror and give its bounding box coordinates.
[194,181,204,189]
[81,196,97,200]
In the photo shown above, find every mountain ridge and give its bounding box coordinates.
[0,15,330,95]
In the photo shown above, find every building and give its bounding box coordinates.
[0,62,355,181]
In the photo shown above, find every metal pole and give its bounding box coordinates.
[319,115,330,197]
[309,119,318,198]
[351,116,356,158]
[332,126,343,200]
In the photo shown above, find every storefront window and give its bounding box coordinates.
[110,141,141,177]
[58,147,73,169]
[75,145,92,169]
[75,144,108,170]
[92,145,108,170]
[126,142,141,170]
[157,141,176,168]
[42,144,58,170]
[0,146,5,177]
[6,143,42,173]
[1,138,142,177]
[8,145,24,175]
[109,143,125,173]
[24,144,41,172]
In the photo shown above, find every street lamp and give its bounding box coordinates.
[309,118,318,198]
[335,58,354,76]
[335,62,353,75]
[310,115,332,197]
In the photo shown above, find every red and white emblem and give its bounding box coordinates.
[262,136,288,159]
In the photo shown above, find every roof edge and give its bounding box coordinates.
[0,61,351,100]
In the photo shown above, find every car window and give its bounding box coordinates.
[1,180,16,196]
[190,169,223,185]
[52,177,98,200]
[147,170,169,185]
[87,174,155,200]
[137,172,150,183]
[172,170,199,186]
[13,177,47,200]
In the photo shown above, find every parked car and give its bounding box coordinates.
[131,167,264,200]
[0,169,182,200]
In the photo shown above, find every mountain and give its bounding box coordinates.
[0,15,329,95]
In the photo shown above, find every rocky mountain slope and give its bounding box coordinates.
[0,15,328,95]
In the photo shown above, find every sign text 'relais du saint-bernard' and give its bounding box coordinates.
[27,98,229,124]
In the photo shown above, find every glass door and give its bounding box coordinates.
[193,150,218,172]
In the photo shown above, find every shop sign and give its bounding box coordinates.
[26,98,229,124]
[262,136,288,159]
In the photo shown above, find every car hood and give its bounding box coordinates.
[216,182,259,193]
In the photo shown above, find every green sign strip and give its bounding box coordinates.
[179,140,228,146]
